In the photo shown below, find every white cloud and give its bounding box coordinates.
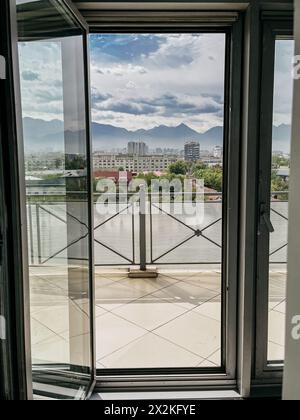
[18,41,64,121]
[17,34,294,134]
[273,40,294,126]
[90,33,226,132]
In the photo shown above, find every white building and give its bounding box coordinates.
[93,153,179,172]
[213,146,223,159]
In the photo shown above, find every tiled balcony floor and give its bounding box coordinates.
[29,267,286,369]
[268,269,287,361]
[94,269,222,368]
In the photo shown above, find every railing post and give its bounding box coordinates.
[36,203,42,265]
[28,203,34,265]
[132,203,136,265]
[139,184,147,271]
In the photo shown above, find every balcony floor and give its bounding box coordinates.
[94,268,222,368]
[29,267,286,369]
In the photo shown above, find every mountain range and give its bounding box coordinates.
[22,117,292,154]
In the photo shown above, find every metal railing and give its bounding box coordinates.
[269,191,289,263]
[26,191,289,268]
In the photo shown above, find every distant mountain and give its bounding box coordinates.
[23,117,64,152]
[21,117,292,154]
[92,122,224,150]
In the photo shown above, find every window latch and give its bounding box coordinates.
[259,203,275,235]
[0,55,6,80]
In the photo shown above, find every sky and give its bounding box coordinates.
[89,33,226,132]
[19,40,64,121]
[18,33,294,132]
[273,40,295,127]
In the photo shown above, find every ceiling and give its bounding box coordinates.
[72,1,251,14]
[71,1,251,26]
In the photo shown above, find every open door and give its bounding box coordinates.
[15,0,95,399]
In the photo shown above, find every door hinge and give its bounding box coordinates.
[0,55,6,80]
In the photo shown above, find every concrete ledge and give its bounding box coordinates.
[128,267,158,278]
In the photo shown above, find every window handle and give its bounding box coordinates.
[262,212,275,233]
[259,204,275,234]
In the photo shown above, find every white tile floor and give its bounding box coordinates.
[267,269,287,361]
[29,267,286,368]
[94,270,222,368]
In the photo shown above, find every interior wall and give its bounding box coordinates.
[283,0,300,401]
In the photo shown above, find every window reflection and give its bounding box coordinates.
[17,0,92,399]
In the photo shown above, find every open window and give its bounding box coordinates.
[15,0,95,399]
[256,18,294,379]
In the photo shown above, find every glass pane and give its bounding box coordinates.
[268,39,294,363]
[17,0,93,399]
[90,33,226,370]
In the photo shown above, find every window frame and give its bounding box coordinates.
[4,0,97,400]
[2,0,295,400]
[255,18,294,381]
[0,0,33,400]
[89,17,243,391]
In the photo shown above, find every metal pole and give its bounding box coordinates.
[132,203,135,265]
[28,203,34,265]
[36,204,42,265]
[139,184,147,271]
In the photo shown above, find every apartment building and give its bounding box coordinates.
[93,153,179,172]
[184,141,200,162]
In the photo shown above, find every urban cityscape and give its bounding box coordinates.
[24,137,290,198]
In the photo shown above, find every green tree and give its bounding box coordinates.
[136,172,159,187]
[271,171,289,192]
[65,155,86,170]
[55,158,62,169]
[193,166,223,192]
[272,155,290,169]
[192,162,208,172]
[168,160,189,175]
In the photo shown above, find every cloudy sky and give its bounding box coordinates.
[19,40,64,120]
[273,40,295,126]
[89,33,226,132]
[18,34,294,133]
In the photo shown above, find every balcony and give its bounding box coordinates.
[27,193,287,369]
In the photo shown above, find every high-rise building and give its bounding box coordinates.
[184,141,200,162]
[127,142,136,155]
[127,141,148,156]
